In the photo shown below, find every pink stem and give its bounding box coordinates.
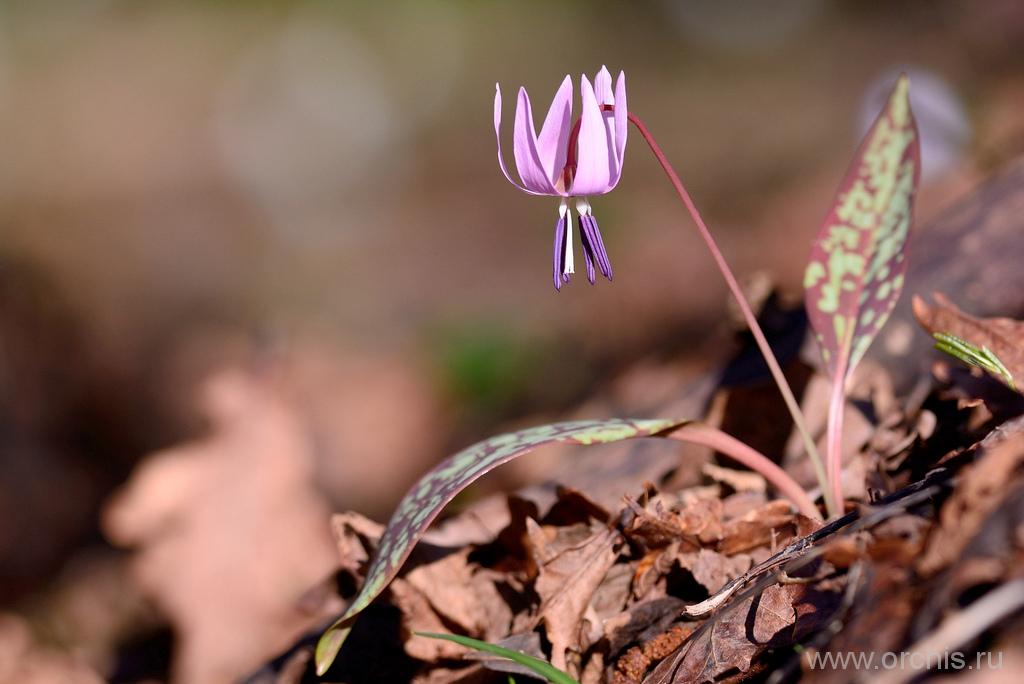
[825,356,848,515]
[562,107,833,516]
[625,112,837,518]
[666,424,820,520]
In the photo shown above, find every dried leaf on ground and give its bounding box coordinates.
[528,520,621,672]
[701,463,765,494]
[102,370,339,684]
[623,500,698,551]
[405,549,513,640]
[0,613,104,684]
[718,500,797,555]
[677,549,753,596]
[646,583,797,684]
[391,579,467,661]
[315,418,688,674]
[918,434,1024,575]
[332,511,384,578]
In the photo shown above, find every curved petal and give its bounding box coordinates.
[494,84,544,196]
[593,65,613,105]
[609,70,628,186]
[569,75,613,196]
[537,75,573,189]
[514,87,559,194]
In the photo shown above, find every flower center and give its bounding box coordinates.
[561,103,614,192]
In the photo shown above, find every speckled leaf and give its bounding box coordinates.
[804,75,920,379]
[314,417,686,675]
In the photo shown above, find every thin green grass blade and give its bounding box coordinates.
[314,418,686,674]
[414,632,579,684]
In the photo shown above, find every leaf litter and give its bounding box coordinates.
[261,321,1024,684]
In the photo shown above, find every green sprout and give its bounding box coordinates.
[933,332,1016,390]
[413,632,579,684]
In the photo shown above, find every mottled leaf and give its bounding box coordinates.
[804,74,920,377]
[314,418,685,674]
[914,293,1024,394]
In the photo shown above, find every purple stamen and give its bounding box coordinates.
[582,214,613,281]
[577,214,598,285]
[552,214,567,291]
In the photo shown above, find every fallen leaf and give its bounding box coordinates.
[390,579,467,661]
[528,520,621,672]
[331,511,384,578]
[614,624,698,684]
[678,498,725,545]
[718,500,796,555]
[405,549,512,641]
[103,370,339,684]
[0,613,104,684]
[701,463,765,494]
[623,500,700,551]
[645,583,801,684]
[919,434,1024,575]
[677,549,752,596]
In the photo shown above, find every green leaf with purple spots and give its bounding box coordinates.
[314,417,686,675]
[803,74,921,377]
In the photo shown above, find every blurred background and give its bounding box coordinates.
[1,1,1023,682]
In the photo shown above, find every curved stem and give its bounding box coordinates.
[626,112,838,519]
[667,424,821,520]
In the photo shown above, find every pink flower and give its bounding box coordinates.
[495,66,627,290]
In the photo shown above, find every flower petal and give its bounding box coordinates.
[570,75,614,196]
[593,65,613,105]
[494,84,544,196]
[610,71,628,186]
[514,87,559,194]
[537,75,573,188]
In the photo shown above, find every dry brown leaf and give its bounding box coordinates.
[102,370,338,684]
[701,463,766,494]
[914,292,1024,393]
[677,498,725,543]
[391,579,468,661]
[405,549,513,640]
[645,583,800,684]
[331,511,384,577]
[919,435,1024,575]
[528,519,621,672]
[623,500,699,551]
[812,566,915,684]
[718,500,796,555]
[613,623,697,684]
[0,613,104,684]
[677,549,753,595]
[632,544,679,601]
